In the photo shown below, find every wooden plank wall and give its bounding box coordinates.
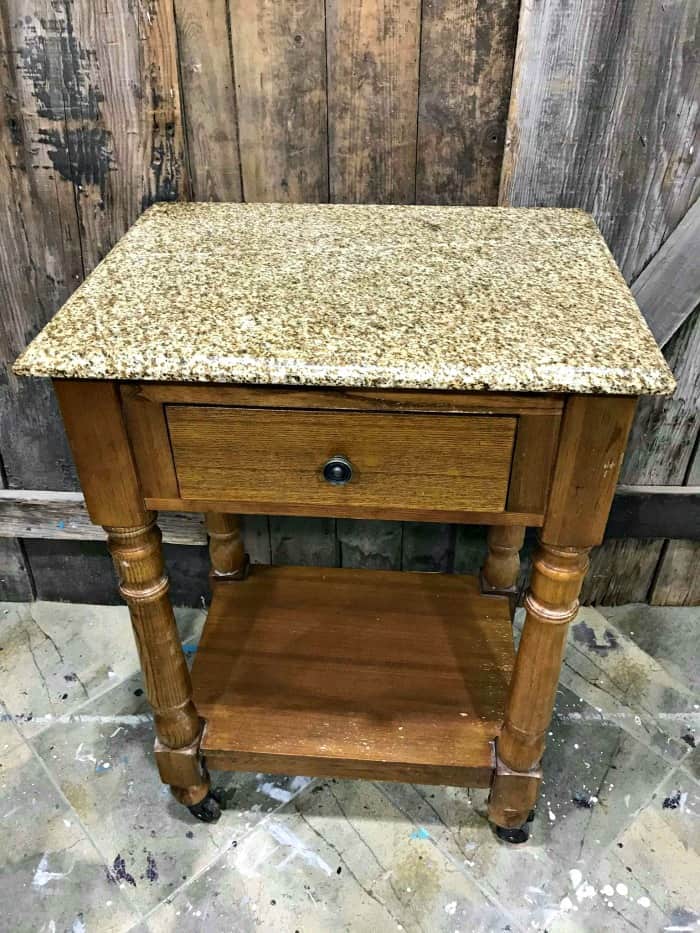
[501,0,699,604]
[1,0,698,605]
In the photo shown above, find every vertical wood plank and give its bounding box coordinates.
[1,0,189,603]
[401,522,453,572]
[227,0,326,559]
[270,517,338,567]
[501,0,699,282]
[327,0,421,203]
[416,0,519,205]
[0,461,33,600]
[649,538,700,606]
[453,526,487,575]
[138,0,190,207]
[649,429,700,606]
[632,199,700,348]
[0,1,85,496]
[241,516,272,565]
[337,519,402,570]
[228,0,328,201]
[174,0,242,201]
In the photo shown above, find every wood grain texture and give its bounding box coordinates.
[582,311,700,603]
[194,566,513,785]
[174,0,242,201]
[416,0,519,204]
[489,540,589,827]
[501,0,699,282]
[543,396,637,548]
[1,0,187,601]
[120,385,179,499]
[481,524,525,593]
[106,514,208,805]
[327,0,421,203]
[649,438,700,606]
[0,489,206,544]
[137,382,563,415]
[0,466,33,600]
[147,497,543,527]
[0,1,85,495]
[228,0,328,201]
[632,199,700,348]
[506,413,560,514]
[205,512,247,577]
[166,406,517,513]
[53,380,145,526]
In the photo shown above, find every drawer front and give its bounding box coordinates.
[166,406,517,513]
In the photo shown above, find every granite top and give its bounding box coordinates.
[14,202,675,395]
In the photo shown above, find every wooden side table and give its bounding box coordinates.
[15,203,674,842]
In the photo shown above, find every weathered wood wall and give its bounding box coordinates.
[1,0,697,605]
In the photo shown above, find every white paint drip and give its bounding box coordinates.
[576,882,597,902]
[615,882,629,897]
[289,776,312,792]
[444,901,457,916]
[600,884,615,897]
[72,918,86,933]
[258,782,293,803]
[637,896,651,908]
[559,897,576,912]
[569,869,583,889]
[548,809,556,822]
[257,776,311,803]
[32,853,71,888]
[0,713,153,727]
[74,743,96,764]
[267,821,333,876]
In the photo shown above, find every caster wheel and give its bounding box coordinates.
[188,788,225,823]
[495,822,530,844]
[494,810,534,845]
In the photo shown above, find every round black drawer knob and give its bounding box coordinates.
[323,455,353,485]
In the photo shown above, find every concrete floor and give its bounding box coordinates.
[0,597,697,933]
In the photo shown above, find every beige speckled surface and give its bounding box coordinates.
[14,202,674,395]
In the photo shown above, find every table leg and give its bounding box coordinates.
[488,538,589,840]
[106,512,222,822]
[205,512,249,579]
[481,525,525,595]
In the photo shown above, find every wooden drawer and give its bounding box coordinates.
[165,406,517,514]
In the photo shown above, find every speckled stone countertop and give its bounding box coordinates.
[14,203,675,395]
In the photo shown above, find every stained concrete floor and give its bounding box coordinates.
[0,596,697,933]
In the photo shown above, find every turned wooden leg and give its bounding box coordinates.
[205,512,249,579]
[106,512,221,820]
[481,525,525,595]
[488,538,590,838]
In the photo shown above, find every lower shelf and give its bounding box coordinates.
[192,565,514,787]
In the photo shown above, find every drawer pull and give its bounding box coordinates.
[323,455,353,485]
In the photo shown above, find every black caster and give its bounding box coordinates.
[494,809,535,845]
[187,787,226,823]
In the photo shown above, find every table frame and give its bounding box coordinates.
[53,378,637,838]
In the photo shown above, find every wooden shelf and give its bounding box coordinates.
[192,565,514,787]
